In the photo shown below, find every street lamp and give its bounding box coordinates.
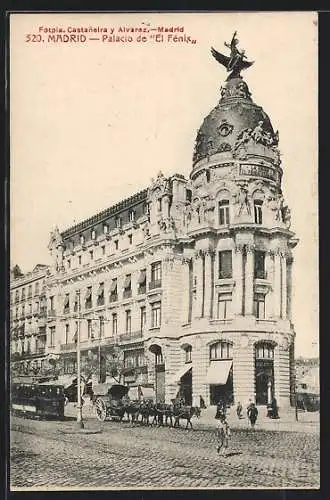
[76,290,84,429]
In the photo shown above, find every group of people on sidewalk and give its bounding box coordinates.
[214,397,279,457]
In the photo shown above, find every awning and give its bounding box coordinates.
[123,275,131,289]
[110,280,117,293]
[206,360,232,385]
[137,270,146,285]
[141,387,155,400]
[168,365,192,385]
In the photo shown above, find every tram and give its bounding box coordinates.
[11,380,66,419]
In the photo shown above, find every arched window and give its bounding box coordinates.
[254,200,263,224]
[185,345,192,363]
[210,341,232,360]
[219,200,230,225]
[255,342,274,360]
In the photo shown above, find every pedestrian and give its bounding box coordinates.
[247,402,258,428]
[271,397,279,419]
[215,400,226,421]
[236,401,243,419]
[216,413,231,457]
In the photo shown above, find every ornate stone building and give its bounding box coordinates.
[44,41,297,407]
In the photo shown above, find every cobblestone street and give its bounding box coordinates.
[10,414,319,489]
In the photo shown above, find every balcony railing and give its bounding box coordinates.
[138,285,146,295]
[118,331,143,343]
[149,280,162,290]
[60,343,77,352]
[219,271,232,279]
[254,270,268,280]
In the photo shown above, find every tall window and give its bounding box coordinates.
[125,310,132,334]
[78,255,82,265]
[103,224,109,234]
[157,199,162,212]
[129,210,135,222]
[21,288,25,300]
[80,234,85,246]
[151,261,162,284]
[91,229,96,240]
[49,326,55,347]
[185,345,192,363]
[63,293,70,313]
[97,282,104,306]
[151,302,161,328]
[89,250,94,261]
[87,319,93,338]
[254,250,266,279]
[114,240,119,251]
[110,278,118,302]
[128,234,133,245]
[28,285,32,298]
[219,250,232,279]
[254,200,263,224]
[15,291,19,302]
[138,269,147,294]
[34,282,40,295]
[115,217,122,229]
[112,313,118,335]
[217,293,233,319]
[67,259,71,269]
[140,306,146,331]
[65,324,70,345]
[253,293,265,319]
[101,245,106,256]
[49,296,54,311]
[210,341,232,360]
[155,350,164,365]
[219,200,230,225]
[123,274,132,299]
[85,287,92,309]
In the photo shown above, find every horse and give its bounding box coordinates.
[124,401,140,425]
[138,401,153,426]
[155,403,174,427]
[173,405,201,429]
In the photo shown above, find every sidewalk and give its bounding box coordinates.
[65,401,319,433]
[194,405,319,433]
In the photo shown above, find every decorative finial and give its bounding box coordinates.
[211,31,254,80]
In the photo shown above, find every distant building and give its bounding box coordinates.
[10,264,50,375]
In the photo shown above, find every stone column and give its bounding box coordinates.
[180,258,191,324]
[234,245,244,316]
[281,253,287,319]
[245,245,254,315]
[273,251,282,318]
[286,257,293,320]
[203,250,214,318]
[162,195,170,218]
[193,251,204,319]
[265,251,274,318]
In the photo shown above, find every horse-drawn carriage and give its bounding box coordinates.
[92,383,129,422]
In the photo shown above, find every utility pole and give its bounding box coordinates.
[76,290,84,429]
[98,317,102,383]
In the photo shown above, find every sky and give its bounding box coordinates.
[10,12,318,357]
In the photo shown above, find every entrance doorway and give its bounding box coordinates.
[209,367,234,405]
[178,368,192,405]
[255,342,275,405]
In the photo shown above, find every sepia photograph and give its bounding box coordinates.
[9,11,319,490]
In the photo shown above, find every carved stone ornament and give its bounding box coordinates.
[217,121,234,137]
[158,216,176,233]
[233,183,252,216]
[48,226,64,251]
[149,171,170,198]
[282,205,291,229]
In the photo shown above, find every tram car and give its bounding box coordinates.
[92,383,129,422]
[11,380,66,420]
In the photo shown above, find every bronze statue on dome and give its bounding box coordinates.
[211,31,254,80]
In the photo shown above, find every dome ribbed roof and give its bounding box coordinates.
[193,77,278,167]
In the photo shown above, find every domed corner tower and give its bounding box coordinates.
[184,33,298,409]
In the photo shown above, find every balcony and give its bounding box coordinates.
[149,280,162,290]
[96,297,105,307]
[60,343,77,352]
[109,294,118,303]
[254,270,268,280]
[219,271,232,279]
[123,289,132,299]
[138,285,146,295]
[118,331,143,343]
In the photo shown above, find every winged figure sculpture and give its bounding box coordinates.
[211,31,254,79]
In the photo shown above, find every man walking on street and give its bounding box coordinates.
[247,402,258,428]
[216,413,231,456]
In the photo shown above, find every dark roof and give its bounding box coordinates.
[61,188,148,239]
